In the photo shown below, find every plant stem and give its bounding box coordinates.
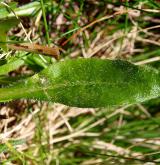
[40,0,50,46]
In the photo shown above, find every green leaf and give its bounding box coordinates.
[0,1,41,20]
[0,58,25,75]
[0,75,30,85]
[0,58,160,108]
[0,18,19,31]
[0,30,7,50]
[0,18,19,50]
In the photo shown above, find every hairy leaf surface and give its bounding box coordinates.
[0,58,159,108]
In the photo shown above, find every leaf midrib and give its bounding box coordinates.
[23,80,145,95]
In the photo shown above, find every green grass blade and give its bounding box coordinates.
[0,58,25,75]
[40,0,50,45]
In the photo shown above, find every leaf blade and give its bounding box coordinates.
[0,58,159,108]
[0,58,25,75]
[0,18,19,50]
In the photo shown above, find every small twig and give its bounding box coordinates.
[134,56,160,65]
[59,111,73,133]
[136,104,151,118]
[137,37,160,47]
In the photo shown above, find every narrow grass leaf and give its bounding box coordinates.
[0,58,25,75]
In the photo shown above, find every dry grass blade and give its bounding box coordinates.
[8,43,60,59]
